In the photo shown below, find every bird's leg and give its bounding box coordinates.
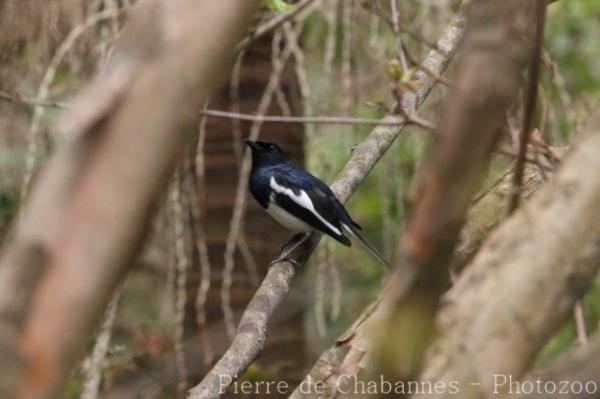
[280,232,306,252]
[269,233,310,268]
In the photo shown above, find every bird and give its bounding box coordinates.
[244,139,390,269]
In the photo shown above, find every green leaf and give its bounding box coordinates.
[264,0,294,12]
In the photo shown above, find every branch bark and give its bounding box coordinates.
[419,128,600,398]
[453,136,564,275]
[516,332,600,399]
[0,1,260,398]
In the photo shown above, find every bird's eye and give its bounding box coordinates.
[269,145,275,151]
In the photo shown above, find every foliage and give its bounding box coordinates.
[264,0,293,12]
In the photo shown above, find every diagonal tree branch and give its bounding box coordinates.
[419,125,600,399]
[453,134,564,276]
[516,332,600,399]
[190,6,467,399]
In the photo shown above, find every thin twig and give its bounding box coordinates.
[368,0,446,55]
[401,110,436,130]
[323,0,338,86]
[507,0,546,214]
[201,109,406,126]
[400,25,448,55]
[229,51,246,165]
[236,0,317,52]
[404,47,451,86]
[328,243,342,321]
[368,4,380,48]
[273,27,293,118]
[172,171,190,397]
[283,20,314,136]
[2,90,430,129]
[497,145,555,173]
[191,105,214,369]
[341,0,354,114]
[221,32,292,339]
[541,48,578,133]
[21,8,124,199]
[390,0,410,71]
[574,302,588,346]
[236,236,260,287]
[0,91,68,108]
[315,248,328,338]
[229,53,258,287]
[80,290,121,399]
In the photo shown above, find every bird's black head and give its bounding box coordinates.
[244,139,289,166]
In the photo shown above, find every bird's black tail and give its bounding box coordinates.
[343,224,391,269]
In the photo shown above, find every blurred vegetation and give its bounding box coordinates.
[1,0,600,396]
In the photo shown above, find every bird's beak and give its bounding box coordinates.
[243,139,256,150]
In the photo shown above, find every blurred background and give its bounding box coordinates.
[0,0,599,397]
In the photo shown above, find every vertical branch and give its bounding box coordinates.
[315,248,328,337]
[236,237,260,287]
[220,31,292,339]
[368,2,380,49]
[389,0,409,71]
[227,52,261,284]
[191,109,214,369]
[273,35,293,121]
[341,0,353,114]
[172,171,190,397]
[283,21,315,150]
[574,302,588,346]
[229,51,246,165]
[328,242,342,321]
[507,0,546,214]
[322,0,338,80]
[379,151,402,261]
[80,290,121,399]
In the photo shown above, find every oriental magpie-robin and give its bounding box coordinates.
[244,139,390,269]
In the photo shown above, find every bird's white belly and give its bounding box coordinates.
[265,202,312,233]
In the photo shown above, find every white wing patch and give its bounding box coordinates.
[270,176,342,236]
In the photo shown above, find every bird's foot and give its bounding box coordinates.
[269,233,309,268]
[269,256,301,268]
[280,233,306,252]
